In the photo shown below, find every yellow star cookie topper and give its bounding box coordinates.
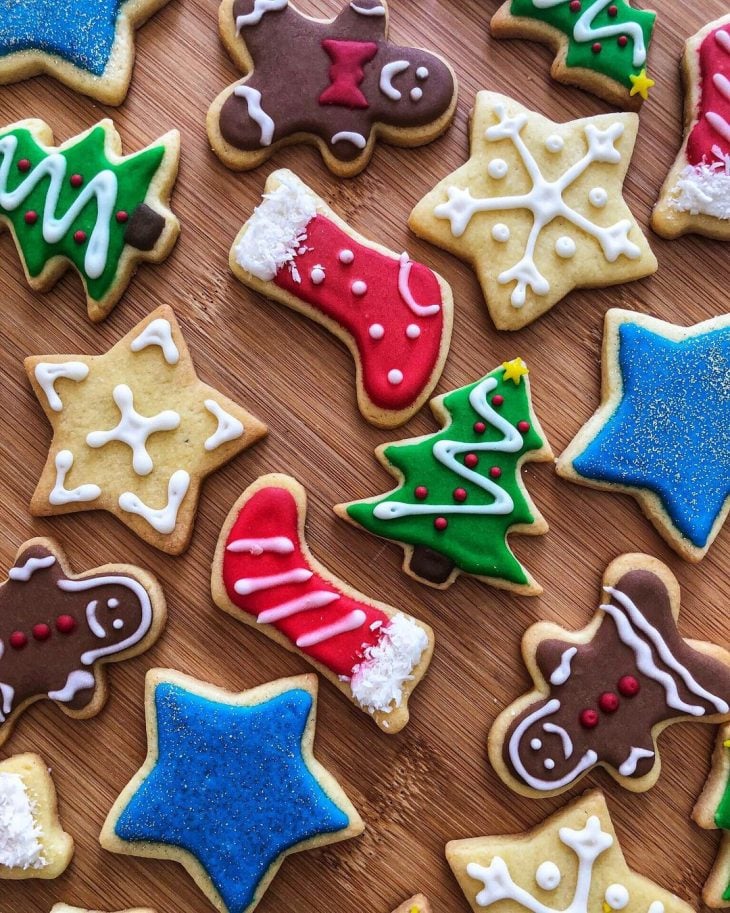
[409,92,657,331]
[446,791,692,913]
[629,69,655,100]
[26,305,267,555]
[501,358,529,385]
[392,896,431,913]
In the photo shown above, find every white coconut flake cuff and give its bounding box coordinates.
[0,772,45,870]
[671,158,730,220]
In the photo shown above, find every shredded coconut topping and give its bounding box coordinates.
[671,154,730,220]
[350,613,429,714]
[0,773,45,870]
[234,175,317,281]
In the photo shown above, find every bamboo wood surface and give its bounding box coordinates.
[0,1,727,911]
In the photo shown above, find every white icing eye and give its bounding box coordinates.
[535,861,561,891]
[338,249,354,264]
[369,323,385,340]
[492,223,511,242]
[545,134,564,153]
[310,265,325,285]
[530,738,542,750]
[488,158,508,179]
[113,619,124,630]
[410,87,423,102]
[605,885,629,910]
[351,280,368,296]
[555,236,576,258]
[589,187,608,208]
[107,598,119,609]
[544,758,555,770]
[416,66,429,79]
[406,324,421,339]
[388,369,403,385]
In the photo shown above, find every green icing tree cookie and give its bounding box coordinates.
[336,359,553,593]
[0,119,180,322]
[694,726,730,906]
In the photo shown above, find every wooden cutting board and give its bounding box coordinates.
[0,0,727,911]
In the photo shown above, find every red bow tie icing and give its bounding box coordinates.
[230,170,452,427]
[489,554,730,797]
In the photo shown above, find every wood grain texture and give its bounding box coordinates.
[0,1,727,912]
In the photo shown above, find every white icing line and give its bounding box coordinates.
[8,555,56,581]
[234,86,275,146]
[618,745,654,776]
[234,568,312,595]
[549,646,577,685]
[227,537,295,555]
[331,131,367,149]
[49,450,101,506]
[296,609,367,648]
[236,0,288,31]
[118,469,190,535]
[85,600,106,638]
[130,318,180,365]
[380,60,409,100]
[204,400,244,452]
[48,669,95,702]
[398,253,440,316]
[258,591,340,625]
[34,362,89,412]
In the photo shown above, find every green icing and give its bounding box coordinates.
[509,0,656,89]
[715,749,730,899]
[0,124,166,303]
[346,365,547,586]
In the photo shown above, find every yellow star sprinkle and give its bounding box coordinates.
[603,903,613,913]
[501,358,529,385]
[629,69,655,100]
[724,739,730,748]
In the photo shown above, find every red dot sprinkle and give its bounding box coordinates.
[608,4,618,15]
[453,488,467,502]
[617,675,640,697]
[434,517,448,531]
[74,230,87,244]
[592,42,602,53]
[490,466,502,479]
[24,210,38,225]
[598,692,619,713]
[116,210,129,223]
[517,421,531,433]
[465,453,478,468]
[579,708,599,728]
[569,0,581,9]
[56,615,76,634]
[17,159,31,172]
[618,35,628,47]
[473,421,486,434]
[33,623,51,642]
[492,394,504,407]
[9,632,27,650]
[415,485,428,500]
[70,173,83,188]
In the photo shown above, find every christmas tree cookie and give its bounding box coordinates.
[448,791,692,913]
[231,169,453,428]
[694,724,730,907]
[0,0,171,105]
[0,119,179,322]
[212,473,434,733]
[409,92,656,330]
[489,554,730,798]
[336,359,553,593]
[491,0,657,109]
[652,15,730,240]
[557,309,730,561]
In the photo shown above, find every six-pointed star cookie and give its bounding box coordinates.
[26,305,267,554]
[557,309,730,561]
[409,92,657,330]
[100,670,364,913]
[447,790,692,913]
[0,0,172,105]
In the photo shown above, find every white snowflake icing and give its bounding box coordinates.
[434,104,642,308]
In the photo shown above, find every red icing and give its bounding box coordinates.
[434,517,448,530]
[517,421,531,433]
[116,211,129,223]
[274,214,445,412]
[618,674,640,696]
[579,708,599,728]
[70,174,83,188]
[56,615,76,634]
[598,691,619,713]
[24,211,37,225]
[9,632,27,649]
[687,24,730,165]
[17,159,30,172]
[221,486,389,678]
[319,39,378,109]
[74,230,86,244]
[32,623,51,641]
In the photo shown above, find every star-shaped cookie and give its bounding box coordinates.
[409,92,657,330]
[100,670,364,913]
[26,305,267,554]
[0,0,172,105]
[447,791,692,913]
[557,309,730,561]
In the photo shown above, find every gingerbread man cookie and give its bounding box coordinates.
[207,0,457,177]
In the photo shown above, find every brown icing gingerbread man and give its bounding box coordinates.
[207,0,458,176]
[489,553,730,797]
[0,538,165,745]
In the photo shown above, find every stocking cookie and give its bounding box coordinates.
[489,554,730,798]
[207,0,457,177]
[26,305,267,554]
[694,725,730,907]
[0,0,171,104]
[0,753,73,879]
[212,474,434,733]
[336,359,552,593]
[0,119,180,322]
[491,1,657,109]
[652,15,730,240]
[231,170,453,428]
[447,790,692,913]
[0,538,165,746]
[101,670,364,913]
[409,92,656,331]
[557,309,730,561]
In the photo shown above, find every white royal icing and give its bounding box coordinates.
[47,669,96,702]
[204,399,244,451]
[549,646,577,685]
[331,131,368,149]
[398,252,441,316]
[118,469,191,535]
[0,772,45,870]
[350,1,385,14]
[130,318,180,365]
[535,860,561,891]
[234,86,276,146]
[380,61,410,100]
[236,0,288,31]
[532,0,647,66]
[49,450,101,506]
[8,555,56,581]
[34,362,89,412]
[227,536,295,555]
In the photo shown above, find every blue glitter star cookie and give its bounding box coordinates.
[0,0,172,104]
[557,309,730,561]
[100,670,364,913]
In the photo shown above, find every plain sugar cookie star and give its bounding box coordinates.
[100,670,364,913]
[557,309,730,560]
[409,92,657,331]
[26,305,267,554]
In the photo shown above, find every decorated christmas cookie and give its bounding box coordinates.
[0,538,165,745]
[0,0,171,104]
[207,0,457,177]
[212,473,434,732]
[26,306,267,554]
[557,309,730,561]
[447,790,692,913]
[101,670,364,913]
[694,724,730,907]
[409,92,657,331]
[231,170,453,428]
[491,0,657,109]
[0,753,73,879]
[0,119,180,322]
[52,907,154,913]
[392,897,431,913]
[489,554,730,798]
[336,359,553,593]
[652,15,730,240]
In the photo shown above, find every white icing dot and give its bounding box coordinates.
[530,738,542,750]
[605,885,630,910]
[410,87,423,102]
[406,324,421,339]
[416,66,429,79]
[369,323,385,340]
[113,618,124,630]
[589,187,608,208]
[310,265,325,284]
[545,134,564,153]
[544,758,555,770]
[108,598,119,608]
[338,249,354,264]
[555,236,576,258]
[388,369,403,385]
[488,158,508,179]
[492,223,511,242]
[352,280,368,296]
[536,861,561,891]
